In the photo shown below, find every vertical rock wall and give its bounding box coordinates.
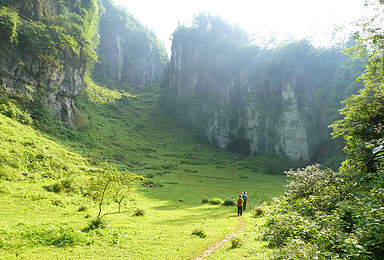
[93,0,168,87]
[162,35,356,163]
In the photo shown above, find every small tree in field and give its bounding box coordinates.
[86,162,140,224]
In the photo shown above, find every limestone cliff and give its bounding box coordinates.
[0,0,167,127]
[162,24,364,163]
[93,0,168,87]
[0,0,99,126]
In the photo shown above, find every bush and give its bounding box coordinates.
[44,182,64,193]
[85,218,109,231]
[144,173,155,178]
[77,205,88,212]
[285,164,343,200]
[192,227,207,238]
[142,180,163,187]
[133,209,145,216]
[230,236,243,249]
[0,6,19,45]
[252,207,263,217]
[0,100,33,125]
[209,197,224,205]
[201,198,209,203]
[223,198,235,206]
[9,223,88,248]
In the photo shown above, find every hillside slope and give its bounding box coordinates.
[0,81,288,259]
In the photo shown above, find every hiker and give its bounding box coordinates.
[242,192,248,211]
[236,194,244,216]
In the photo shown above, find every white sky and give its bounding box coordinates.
[112,0,366,54]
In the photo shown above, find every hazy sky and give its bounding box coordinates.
[112,0,366,53]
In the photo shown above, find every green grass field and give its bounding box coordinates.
[0,82,288,259]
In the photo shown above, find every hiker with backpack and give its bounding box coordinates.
[236,194,244,216]
[242,191,248,211]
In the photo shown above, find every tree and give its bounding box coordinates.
[86,162,140,224]
[330,0,384,174]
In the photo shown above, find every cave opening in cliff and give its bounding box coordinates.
[226,137,251,156]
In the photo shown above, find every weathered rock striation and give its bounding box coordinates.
[0,0,97,126]
[162,28,364,163]
[93,0,168,87]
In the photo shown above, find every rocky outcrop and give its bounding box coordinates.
[0,0,168,126]
[162,30,364,163]
[0,40,85,128]
[93,0,168,87]
[0,0,98,126]
[0,48,85,125]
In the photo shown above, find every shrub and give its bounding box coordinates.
[0,100,33,125]
[52,200,65,207]
[44,182,65,193]
[192,227,207,238]
[223,198,235,206]
[230,236,243,249]
[285,164,342,200]
[161,163,176,170]
[77,205,88,212]
[252,207,264,217]
[201,198,209,203]
[133,209,145,216]
[61,179,76,192]
[72,110,87,131]
[10,223,88,248]
[0,6,20,45]
[142,180,163,187]
[209,198,224,205]
[85,218,109,231]
[144,173,155,178]
[0,165,19,181]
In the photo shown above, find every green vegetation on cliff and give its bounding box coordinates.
[0,0,99,73]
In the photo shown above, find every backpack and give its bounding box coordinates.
[237,198,242,206]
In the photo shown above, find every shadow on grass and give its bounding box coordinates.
[152,206,236,226]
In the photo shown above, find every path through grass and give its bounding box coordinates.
[0,83,288,259]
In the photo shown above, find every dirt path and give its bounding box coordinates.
[191,216,246,260]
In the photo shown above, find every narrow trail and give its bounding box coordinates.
[191,216,246,260]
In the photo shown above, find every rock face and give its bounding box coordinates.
[0,42,85,125]
[93,0,168,87]
[0,0,168,126]
[162,29,363,163]
[0,2,89,126]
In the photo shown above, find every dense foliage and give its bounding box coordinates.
[0,0,100,73]
[264,1,384,258]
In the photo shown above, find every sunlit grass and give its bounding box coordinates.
[85,80,135,104]
[0,82,289,259]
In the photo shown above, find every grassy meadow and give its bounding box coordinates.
[0,82,288,259]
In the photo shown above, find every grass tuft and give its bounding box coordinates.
[191,227,207,238]
[229,235,243,249]
[223,198,235,206]
[209,198,224,205]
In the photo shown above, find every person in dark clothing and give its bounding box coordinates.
[242,192,248,211]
